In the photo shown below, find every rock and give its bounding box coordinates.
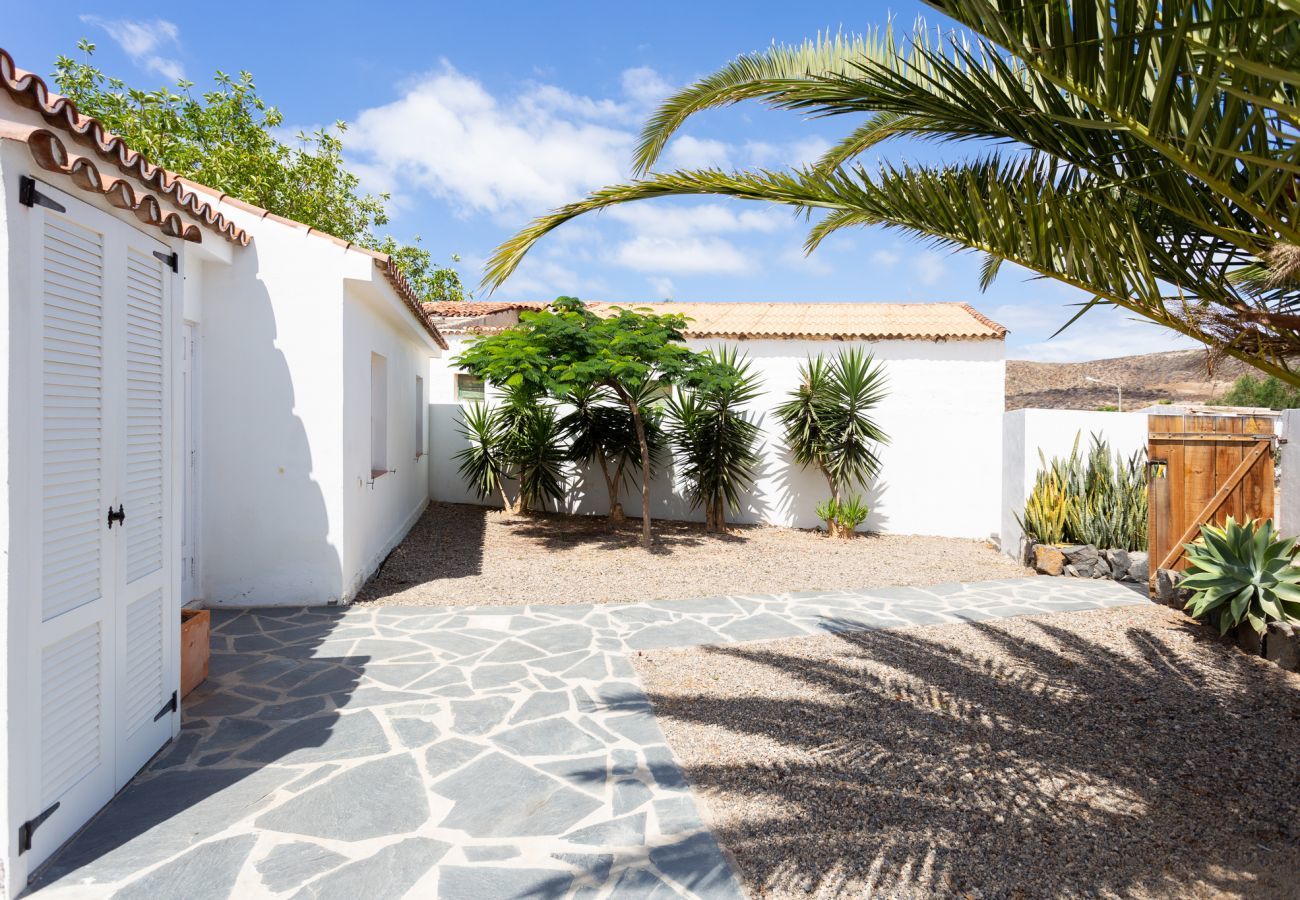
[1264,622,1300,671]
[1018,537,1036,567]
[1126,552,1150,584]
[1155,569,1184,606]
[1062,544,1099,577]
[1033,545,1066,576]
[1106,549,1131,580]
[1237,622,1264,656]
[1064,564,1080,577]
[1092,556,1111,579]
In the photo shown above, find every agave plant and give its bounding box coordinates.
[666,347,763,532]
[1182,517,1300,635]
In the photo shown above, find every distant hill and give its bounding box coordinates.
[1006,349,1258,411]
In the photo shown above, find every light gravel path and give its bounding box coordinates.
[355,503,1032,607]
[637,604,1300,900]
[32,577,1140,899]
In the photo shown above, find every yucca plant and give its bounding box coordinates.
[1182,517,1300,635]
[816,495,872,536]
[775,347,889,537]
[455,402,514,512]
[498,391,568,514]
[666,347,763,532]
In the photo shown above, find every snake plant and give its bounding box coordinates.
[1182,517,1300,636]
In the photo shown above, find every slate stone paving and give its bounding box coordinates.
[30,577,1141,899]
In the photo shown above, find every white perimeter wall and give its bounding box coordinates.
[1278,409,1300,535]
[1000,408,1149,556]
[431,335,1005,539]
[340,283,434,600]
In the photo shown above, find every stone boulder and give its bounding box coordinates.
[1033,545,1066,576]
[1237,622,1264,656]
[1155,568,1184,606]
[1264,622,1300,672]
[1126,552,1150,584]
[1105,549,1131,580]
[1062,544,1100,578]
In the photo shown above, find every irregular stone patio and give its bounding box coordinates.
[30,577,1142,899]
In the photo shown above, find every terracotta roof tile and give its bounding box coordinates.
[0,49,248,246]
[425,300,1006,341]
[0,47,447,350]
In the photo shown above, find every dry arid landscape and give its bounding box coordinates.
[1006,349,1257,410]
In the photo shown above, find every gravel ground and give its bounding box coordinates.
[634,604,1300,899]
[355,502,1031,607]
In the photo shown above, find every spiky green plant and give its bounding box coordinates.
[498,392,568,514]
[666,347,763,532]
[816,495,872,536]
[1018,433,1147,550]
[485,2,1300,385]
[1182,517,1300,635]
[775,347,889,537]
[454,402,514,512]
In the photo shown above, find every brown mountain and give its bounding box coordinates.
[1006,349,1257,411]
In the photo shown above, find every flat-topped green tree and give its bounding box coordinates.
[559,383,666,524]
[455,297,705,548]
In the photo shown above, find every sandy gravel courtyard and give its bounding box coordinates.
[355,503,1031,607]
[634,603,1300,900]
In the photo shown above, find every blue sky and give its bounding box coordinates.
[11,1,1200,360]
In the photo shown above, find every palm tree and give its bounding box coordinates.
[454,389,569,514]
[776,348,889,536]
[486,0,1300,384]
[666,347,764,531]
[455,402,514,512]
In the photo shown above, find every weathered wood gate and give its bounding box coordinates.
[1147,414,1276,583]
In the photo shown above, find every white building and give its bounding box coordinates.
[426,300,1007,540]
[0,50,444,890]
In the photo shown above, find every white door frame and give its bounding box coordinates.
[181,321,200,606]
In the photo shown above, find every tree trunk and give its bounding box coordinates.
[600,454,625,524]
[498,483,515,516]
[631,409,652,549]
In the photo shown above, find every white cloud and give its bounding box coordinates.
[648,275,675,299]
[606,202,782,237]
[612,235,752,274]
[81,17,185,81]
[911,251,947,287]
[621,66,674,109]
[664,135,732,169]
[1010,307,1200,361]
[869,248,901,267]
[348,61,637,217]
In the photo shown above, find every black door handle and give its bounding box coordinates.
[107,505,125,529]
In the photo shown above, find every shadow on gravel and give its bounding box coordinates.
[643,612,1300,898]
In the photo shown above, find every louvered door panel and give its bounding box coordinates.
[123,249,165,581]
[40,216,105,621]
[122,589,164,736]
[40,624,104,804]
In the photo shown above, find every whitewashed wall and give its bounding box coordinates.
[1278,409,1300,535]
[431,334,1005,539]
[340,282,434,599]
[1000,409,1149,557]
[187,199,439,607]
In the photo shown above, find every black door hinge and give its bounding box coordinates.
[153,690,178,722]
[18,176,66,213]
[107,504,125,529]
[18,802,59,855]
[152,249,179,272]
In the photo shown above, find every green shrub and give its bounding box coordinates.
[1211,375,1300,410]
[815,495,871,536]
[1017,433,1147,550]
[1182,517,1300,635]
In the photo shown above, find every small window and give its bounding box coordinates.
[456,373,486,402]
[371,353,388,476]
[415,375,425,458]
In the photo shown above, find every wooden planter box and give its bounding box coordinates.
[180,608,210,698]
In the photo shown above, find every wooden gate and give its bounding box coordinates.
[1147,414,1276,582]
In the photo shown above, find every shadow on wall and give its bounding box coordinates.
[353,503,488,602]
[202,243,343,605]
[643,615,1300,898]
[31,608,367,891]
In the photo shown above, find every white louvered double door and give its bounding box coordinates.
[22,181,177,871]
